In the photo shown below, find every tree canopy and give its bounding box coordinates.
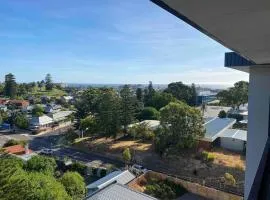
[45,73,53,91]
[138,107,160,121]
[217,81,248,109]
[0,156,72,200]
[164,82,197,106]
[25,155,57,175]
[155,102,204,155]
[60,172,86,200]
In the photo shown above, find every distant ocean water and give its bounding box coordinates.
[66,83,231,90]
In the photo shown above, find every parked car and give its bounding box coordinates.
[40,148,53,155]
[130,164,148,175]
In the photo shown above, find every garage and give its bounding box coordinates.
[219,129,247,152]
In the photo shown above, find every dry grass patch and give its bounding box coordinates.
[211,148,245,170]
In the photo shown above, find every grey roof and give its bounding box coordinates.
[203,117,236,142]
[87,170,135,190]
[86,183,157,200]
[30,115,53,126]
[219,129,247,141]
[48,111,73,122]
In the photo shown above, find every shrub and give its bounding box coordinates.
[138,107,160,120]
[3,139,27,147]
[92,168,98,176]
[201,151,215,162]
[224,173,236,186]
[234,164,244,171]
[100,168,107,177]
[70,162,87,176]
[218,110,227,118]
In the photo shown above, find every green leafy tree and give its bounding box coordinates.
[217,81,248,109]
[150,92,176,110]
[15,113,29,129]
[164,82,194,106]
[60,172,86,200]
[45,73,53,90]
[25,155,57,175]
[4,73,17,99]
[32,105,45,117]
[139,107,160,120]
[128,122,155,141]
[156,102,204,155]
[122,148,131,164]
[120,85,136,133]
[0,156,71,200]
[80,116,98,135]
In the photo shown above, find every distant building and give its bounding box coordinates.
[128,120,161,130]
[61,96,73,103]
[196,91,217,105]
[8,100,30,109]
[44,104,62,113]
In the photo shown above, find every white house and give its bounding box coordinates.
[30,115,53,130]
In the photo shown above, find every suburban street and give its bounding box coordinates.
[0,127,123,167]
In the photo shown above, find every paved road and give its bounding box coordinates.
[52,147,124,167]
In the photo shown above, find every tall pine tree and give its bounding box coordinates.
[45,73,53,91]
[98,90,121,138]
[4,73,17,99]
[120,85,136,133]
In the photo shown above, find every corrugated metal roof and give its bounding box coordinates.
[203,117,236,142]
[86,170,135,190]
[86,183,157,200]
[30,115,53,126]
[219,129,247,141]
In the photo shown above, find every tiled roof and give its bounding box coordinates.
[86,183,157,200]
[4,145,33,155]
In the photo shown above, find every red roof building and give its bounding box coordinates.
[3,145,33,155]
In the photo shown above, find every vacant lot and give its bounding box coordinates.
[74,137,245,194]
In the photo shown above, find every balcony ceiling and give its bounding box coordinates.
[151,0,270,65]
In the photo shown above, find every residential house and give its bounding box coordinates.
[61,96,73,103]
[8,100,30,109]
[48,110,73,123]
[29,115,53,130]
[86,183,156,200]
[86,170,136,195]
[4,144,32,155]
[44,104,62,114]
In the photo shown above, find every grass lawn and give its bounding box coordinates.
[31,88,67,97]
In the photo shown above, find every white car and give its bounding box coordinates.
[130,164,148,175]
[40,148,53,155]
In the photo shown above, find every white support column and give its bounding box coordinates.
[245,66,270,199]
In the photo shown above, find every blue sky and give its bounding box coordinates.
[0,0,248,85]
